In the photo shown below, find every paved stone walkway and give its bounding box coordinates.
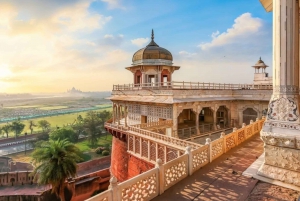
[153,134,264,201]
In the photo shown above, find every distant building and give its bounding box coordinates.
[252,57,272,85]
[67,87,83,94]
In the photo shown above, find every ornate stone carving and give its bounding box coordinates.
[237,130,245,143]
[273,85,299,95]
[150,142,156,162]
[258,164,300,187]
[267,97,299,121]
[260,131,297,149]
[263,121,300,130]
[164,160,187,188]
[192,147,209,171]
[211,140,223,160]
[246,127,252,137]
[264,145,300,171]
[225,134,235,151]
[121,172,158,200]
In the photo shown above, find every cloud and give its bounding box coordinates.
[179,51,197,57]
[0,0,132,93]
[199,13,263,50]
[176,13,272,84]
[101,0,124,9]
[131,37,149,47]
[0,0,112,36]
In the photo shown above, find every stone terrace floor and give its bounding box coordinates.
[152,135,300,201]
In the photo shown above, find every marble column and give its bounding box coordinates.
[212,108,217,130]
[117,105,121,124]
[172,105,178,138]
[113,104,116,124]
[258,0,300,186]
[125,106,128,127]
[195,111,200,135]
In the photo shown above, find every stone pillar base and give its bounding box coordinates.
[257,164,300,186]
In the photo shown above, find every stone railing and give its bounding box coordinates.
[128,126,201,150]
[132,120,173,129]
[85,189,112,201]
[118,168,159,201]
[191,144,209,174]
[163,154,189,190]
[113,81,273,91]
[94,118,265,201]
[127,132,185,164]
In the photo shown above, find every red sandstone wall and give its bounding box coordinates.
[111,137,129,182]
[111,137,154,182]
[127,155,154,179]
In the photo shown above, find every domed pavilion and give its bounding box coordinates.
[126,30,180,86]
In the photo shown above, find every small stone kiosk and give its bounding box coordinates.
[252,57,272,85]
[258,0,300,186]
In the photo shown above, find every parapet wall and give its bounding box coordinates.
[111,136,154,182]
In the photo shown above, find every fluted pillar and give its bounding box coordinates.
[258,0,300,186]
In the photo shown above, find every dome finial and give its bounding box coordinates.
[151,29,154,40]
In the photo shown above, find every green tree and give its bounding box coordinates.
[29,120,37,135]
[72,121,85,138]
[77,115,83,123]
[50,128,79,143]
[38,120,51,132]
[31,139,82,201]
[11,119,25,138]
[1,124,11,138]
[96,110,112,127]
[83,111,101,147]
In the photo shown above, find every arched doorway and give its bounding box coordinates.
[199,107,214,133]
[216,106,229,128]
[243,108,258,125]
[177,109,196,138]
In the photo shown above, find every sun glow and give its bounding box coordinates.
[0,64,12,79]
[0,64,13,91]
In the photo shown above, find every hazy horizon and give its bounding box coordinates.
[0,0,272,93]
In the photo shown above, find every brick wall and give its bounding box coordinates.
[111,137,154,182]
[127,154,154,179]
[111,137,129,182]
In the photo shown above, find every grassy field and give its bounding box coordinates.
[7,135,113,163]
[0,106,112,138]
[39,106,69,110]
[5,105,41,109]
[76,135,112,151]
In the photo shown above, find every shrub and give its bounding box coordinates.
[49,128,79,143]
[95,147,107,154]
[102,150,110,156]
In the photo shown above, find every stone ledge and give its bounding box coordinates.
[242,154,300,192]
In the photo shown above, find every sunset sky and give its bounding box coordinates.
[0,0,272,93]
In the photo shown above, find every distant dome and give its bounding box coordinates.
[132,30,173,65]
[252,57,268,68]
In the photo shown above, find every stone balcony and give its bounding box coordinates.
[111,81,273,103]
[90,118,266,201]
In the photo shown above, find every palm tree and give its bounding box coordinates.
[31,139,82,201]
[2,124,11,138]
